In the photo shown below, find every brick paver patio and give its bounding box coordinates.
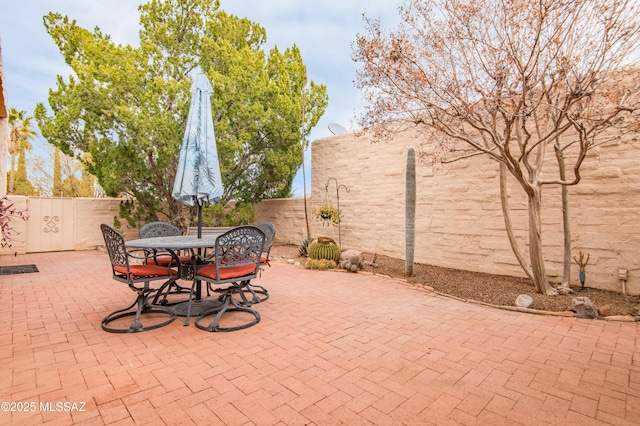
[1,250,639,425]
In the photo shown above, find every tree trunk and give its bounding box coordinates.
[499,164,534,281]
[405,147,416,276]
[7,154,16,194]
[555,146,571,289]
[302,159,310,240]
[300,80,310,240]
[53,148,62,197]
[527,186,556,294]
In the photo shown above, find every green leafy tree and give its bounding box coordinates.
[13,149,36,195]
[35,0,327,227]
[7,108,36,194]
[61,157,97,197]
[52,147,62,197]
[74,166,98,198]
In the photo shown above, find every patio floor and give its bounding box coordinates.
[1,250,639,425]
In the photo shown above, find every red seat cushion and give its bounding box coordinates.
[114,264,176,278]
[197,264,257,280]
[151,255,192,266]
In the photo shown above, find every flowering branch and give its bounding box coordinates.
[1,196,29,255]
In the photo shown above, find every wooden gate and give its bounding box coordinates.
[26,197,75,253]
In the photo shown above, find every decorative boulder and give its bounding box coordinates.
[339,249,364,264]
[340,253,364,273]
[515,294,533,308]
[339,250,364,273]
[568,297,598,319]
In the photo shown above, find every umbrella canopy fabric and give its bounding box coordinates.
[172,73,223,207]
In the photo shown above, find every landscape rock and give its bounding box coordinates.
[603,315,636,322]
[568,297,598,319]
[598,304,612,317]
[515,294,533,308]
[340,255,364,273]
[339,249,363,264]
[555,285,573,295]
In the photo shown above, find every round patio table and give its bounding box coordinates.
[125,234,224,319]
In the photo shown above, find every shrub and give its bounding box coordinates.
[299,237,314,257]
[0,196,29,255]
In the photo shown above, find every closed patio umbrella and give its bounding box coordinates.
[171,73,224,317]
[172,73,223,236]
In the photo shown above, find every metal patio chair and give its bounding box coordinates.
[236,221,275,304]
[139,221,192,305]
[188,226,265,332]
[101,224,179,333]
[139,221,192,265]
[256,221,276,266]
[139,221,182,239]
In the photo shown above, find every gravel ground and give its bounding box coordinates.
[270,244,640,317]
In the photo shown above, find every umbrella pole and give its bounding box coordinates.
[198,202,203,238]
[196,201,203,300]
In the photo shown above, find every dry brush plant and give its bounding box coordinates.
[0,196,29,255]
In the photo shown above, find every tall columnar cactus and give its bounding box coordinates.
[405,147,416,276]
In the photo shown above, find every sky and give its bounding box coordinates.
[0,0,402,197]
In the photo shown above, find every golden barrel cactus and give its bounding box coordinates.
[307,237,341,262]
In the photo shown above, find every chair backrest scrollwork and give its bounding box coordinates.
[214,226,265,270]
[139,222,182,239]
[101,224,128,269]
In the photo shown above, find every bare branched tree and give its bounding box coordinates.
[354,0,640,294]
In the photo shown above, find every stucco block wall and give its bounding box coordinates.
[0,196,137,256]
[73,198,138,249]
[309,129,640,295]
[4,127,639,295]
[254,198,308,245]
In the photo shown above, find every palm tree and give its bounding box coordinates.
[7,108,36,194]
[299,73,311,240]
